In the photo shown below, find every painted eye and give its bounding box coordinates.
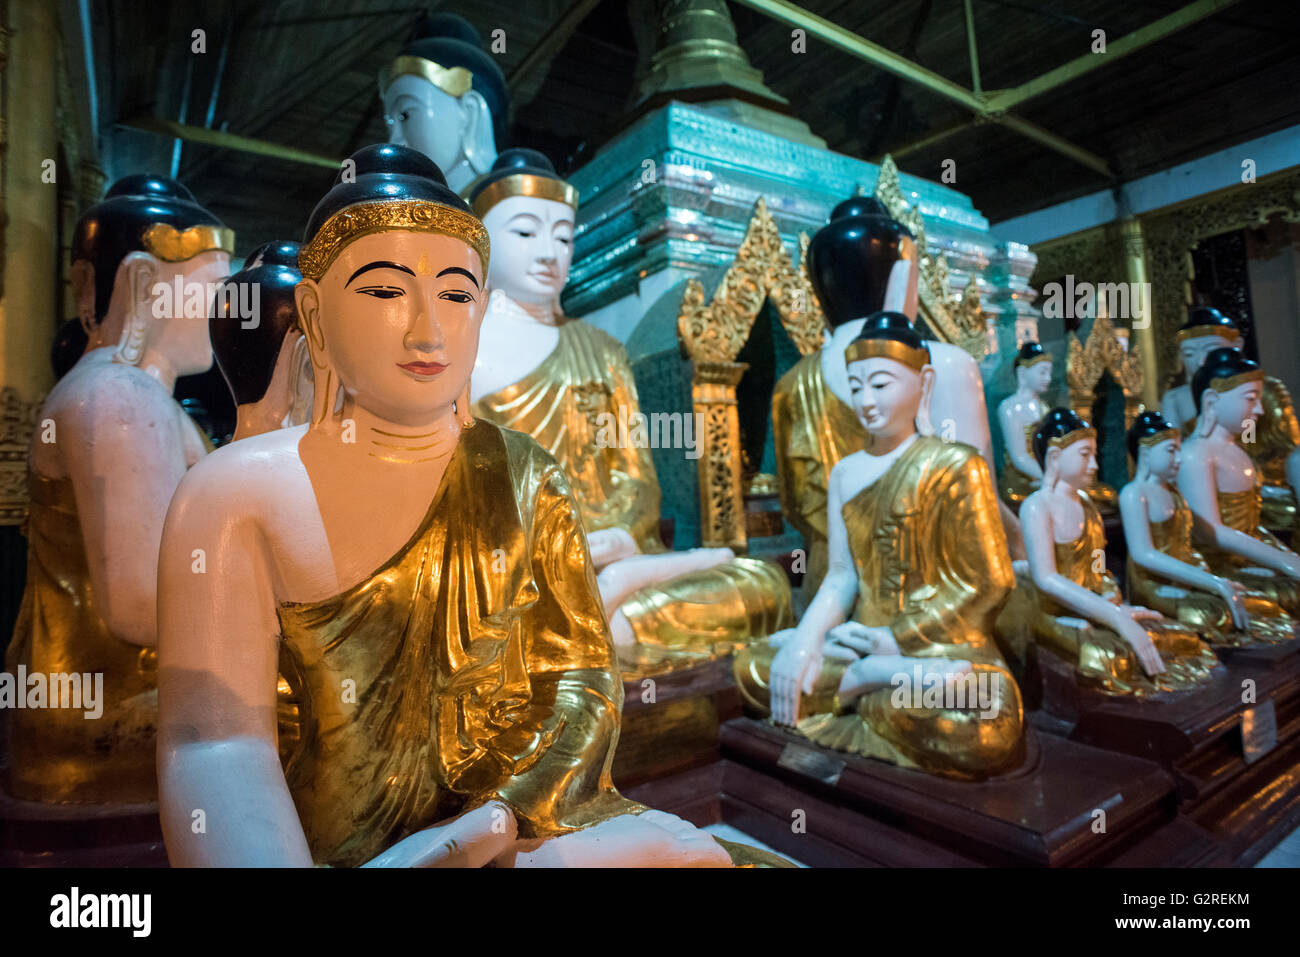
[439,291,473,303]
[512,230,535,239]
[358,286,402,299]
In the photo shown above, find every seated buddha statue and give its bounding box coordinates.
[735,312,1025,781]
[1017,408,1219,695]
[467,148,792,676]
[3,175,231,805]
[155,144,784,868]
[996,341,1052,507]
[380,12,505,196]
[772,196,1024,601]
[209,240,313,441]
[1176,347,1300,614]
[1121,410,1294,647]
[1162,306,1300,533]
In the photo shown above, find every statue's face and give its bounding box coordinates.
[307,230,485,425]
[1142,436,1180,482]
[384,75,464,173]
[152,249,228,375]
[847,355,922,441]
[480,196,574,307]
[1180,334,1233,376]
[1018,360,1053,395]
[1054,437,1098,489]
[1206,380,1263,433]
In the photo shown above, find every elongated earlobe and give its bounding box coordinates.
[1197,392,1217,437]
[915,365,936,437]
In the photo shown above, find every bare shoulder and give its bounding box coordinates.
[48,357,176,424]
[166,426,310,536]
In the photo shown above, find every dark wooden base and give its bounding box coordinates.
[716,717,1181,866]
[612,656,740,795]
[0,789,167,867]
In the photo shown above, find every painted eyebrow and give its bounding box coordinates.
[436,266,480,289]
[346,261,415,286]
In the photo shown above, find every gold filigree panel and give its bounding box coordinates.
[1143,168,1300,390]
[1066,312,1144,439]
[1,386,42,525]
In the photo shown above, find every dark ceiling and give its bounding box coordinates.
[86,0,1300,256]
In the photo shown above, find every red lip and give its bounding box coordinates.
[398,361,448,377]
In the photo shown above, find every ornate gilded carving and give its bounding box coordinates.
[677,196,827,548]
[873,155,987,359]
[0,386,42,525]
[1143,169,1300,390]
[1066,310,1145,436]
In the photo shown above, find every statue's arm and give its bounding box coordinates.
[998,403,1042,479]
[1160,387,1183,427]
[478,461,639,838]
[156,462,313,867]
[889,455,1013,652]
[1021,492,1127,630]
[1120,482,1225,595]
[795,458,858,645]
[63,378,190,647]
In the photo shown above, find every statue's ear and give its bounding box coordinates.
[71,260,97,336]
[459,89,497,175]
[114,252,159,365]
[915,364,936,436]
[1042,445,1061,486]
[1197,389,1218,437]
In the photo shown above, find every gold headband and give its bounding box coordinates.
[1015,352,1052,369]
[471,174,579,218]
[142,223,235,262]
[298,200,490,282]
[843,338,930,372]
[1048,427,1096,451]
[1137,428,1180,449]
[380,55,473,98]
[1175,325,1240,345]
[1209,369,1264,394]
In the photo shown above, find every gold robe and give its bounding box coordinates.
[3,472,158,804]
[771,353,865,599]
[1196,476,1300,615]
[999,424,1039,507]
[1181,377,1298,533]
[473,316,791,676]
[1030,490,1219,695]
[275,420,784,867]
[735,437,1025,781]
[1126,488,1294,647]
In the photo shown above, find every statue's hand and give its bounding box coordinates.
[1123,604,1163,622]
[826,622,900,658]
[508,810,731,868]
[1279,551,1300,581]
[769,632,824,727]
[1116,616,1167,677]
[587,527,639,570]
[1216,579,1251,630]
[361,801,517,868]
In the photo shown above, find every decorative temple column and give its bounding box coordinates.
[0,0,60,526]
[1120,216,1160,407]
[691,360,748,550]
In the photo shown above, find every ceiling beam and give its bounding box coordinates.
[730,0,1110,177]
[982,0,1243,112]
[119,117,341,170]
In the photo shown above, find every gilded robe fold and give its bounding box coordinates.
[771,352,865,597]
[3,472,158,803]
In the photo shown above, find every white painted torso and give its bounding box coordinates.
[832,433,919,507]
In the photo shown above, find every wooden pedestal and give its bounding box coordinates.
[613,656,739,826]
[716,717,1192,867]
[0,789,166,867]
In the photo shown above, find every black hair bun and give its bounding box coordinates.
[808,194,915,329]
[1032,406,1091,468]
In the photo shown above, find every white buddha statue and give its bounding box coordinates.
[996,341,1052,507]
[379,12,506,197]
[467,148,792,676]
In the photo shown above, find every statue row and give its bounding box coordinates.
[7,13,1299,866]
